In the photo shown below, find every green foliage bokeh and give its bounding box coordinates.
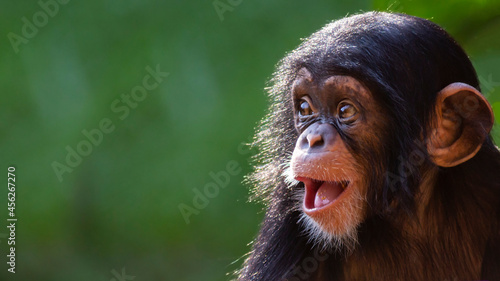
[0,1,499,280]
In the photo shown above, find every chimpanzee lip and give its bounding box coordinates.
[295,176,350,212]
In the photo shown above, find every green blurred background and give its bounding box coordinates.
[0,0,499,280]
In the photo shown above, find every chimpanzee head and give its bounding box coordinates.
[249,11,494,249]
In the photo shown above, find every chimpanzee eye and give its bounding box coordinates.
[338,101,358,120]
[299,99,313,117]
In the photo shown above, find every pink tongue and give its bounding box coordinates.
[314,182,344,208]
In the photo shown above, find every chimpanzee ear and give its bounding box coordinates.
[427,82,494,167]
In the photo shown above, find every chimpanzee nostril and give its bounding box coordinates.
[296,123,337,152]
[306,134,324,148]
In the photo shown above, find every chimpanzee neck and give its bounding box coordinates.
[336,172,499,280]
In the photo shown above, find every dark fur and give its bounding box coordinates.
[238,12,500,280]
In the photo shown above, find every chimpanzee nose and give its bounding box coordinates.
[297,123,337,152]
[306,133,324,148]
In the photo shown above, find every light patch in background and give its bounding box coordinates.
[493,102,500,143]
[161,40,221,138]
[103,0,147,16]
[494,102,500,124]
[22,33,90,132]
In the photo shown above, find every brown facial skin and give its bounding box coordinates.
[290,68,494,252]
[290,68,388,242]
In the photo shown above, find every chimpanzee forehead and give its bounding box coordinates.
[321,76,370,99]
[292,67,371,102]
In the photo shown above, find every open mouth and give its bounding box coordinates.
[295,177,349,210]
